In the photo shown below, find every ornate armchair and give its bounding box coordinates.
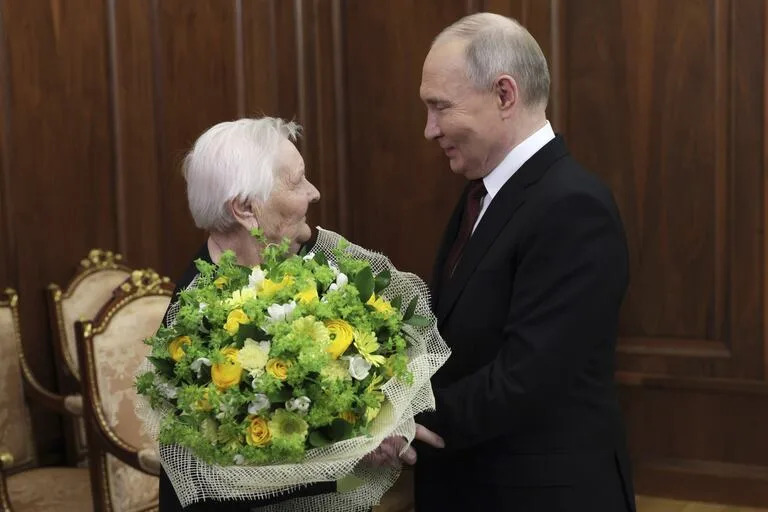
[76,270,173,512]
[47,249,131,464]
[0,288,92,512]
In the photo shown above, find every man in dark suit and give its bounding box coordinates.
[412,13,636,511]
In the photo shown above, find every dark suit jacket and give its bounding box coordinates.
[414,136,636,511]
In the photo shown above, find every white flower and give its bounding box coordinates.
[190,357,212,378]
[156,380,178,400]
[248,394,271,415]
[302,252,316,261]
[327,283,338,293]
[198,302,208,313]
[336,273,348,288]
[285,396,311,414]
[344,355,372,381]
[233,454,245,465]
[238,338,270,373]
[329,263,340,276]
[267,301,297,323]
[249,266,266,289]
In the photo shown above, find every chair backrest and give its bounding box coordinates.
[48,249,131,381]
[78,269,172,512]
[0,289,36,471]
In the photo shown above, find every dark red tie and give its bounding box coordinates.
[443,180,487,281]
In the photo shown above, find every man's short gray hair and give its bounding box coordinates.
[434,12,550,108]
[183,117,301,232]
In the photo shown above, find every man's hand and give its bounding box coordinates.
[363,424,445,467]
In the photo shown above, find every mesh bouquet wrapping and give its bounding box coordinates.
[135,228,451,511]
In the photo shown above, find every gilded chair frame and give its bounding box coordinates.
[47,249,131,464]
[0,288,89,512]
[76,270,173,512]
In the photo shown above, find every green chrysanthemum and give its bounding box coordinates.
[291,316,330,344]
[269,408,309,441]
[319,359,351,381]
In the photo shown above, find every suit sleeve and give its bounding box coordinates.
[419,192,628,451]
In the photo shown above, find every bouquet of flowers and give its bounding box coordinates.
[135,228,450,511]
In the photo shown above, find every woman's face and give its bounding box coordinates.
[255,139,320,251]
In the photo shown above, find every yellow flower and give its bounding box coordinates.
[227,287,258,308]
[259,276,294,297]
[168,336,191,362]
[211,347,242,390]
[224,309,249,335]
[325,319,354,359]
[340,411,358,424]
[245,416,271,447]
[214,276,229,289]
[295,284,319,304]
[367,294,395,316]
[237,338,270,373]
[266,358,291,381]
[353,330,386,367]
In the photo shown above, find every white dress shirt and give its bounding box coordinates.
[473,121,556,233]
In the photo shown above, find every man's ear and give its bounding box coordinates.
[495,74,518,116]
[229,197,258,230]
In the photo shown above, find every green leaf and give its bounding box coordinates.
[267,387,292,403]
[403,296,418,321]
[235,324,270,344]
[329,418,354,441]
[404,314,432,327]
[308,431,331,448]
[390,296,402,311]
[148,357,175,379]
[354,266,375,302]
[313,251,328,266]
[374,269,391,294]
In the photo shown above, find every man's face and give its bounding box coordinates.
[420,40,504,180]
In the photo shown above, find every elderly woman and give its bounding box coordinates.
[159,117,327,511]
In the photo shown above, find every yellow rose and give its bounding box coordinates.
[295,284,319,304]
[224,309,249,336]
[367,294,395,316]
[266,358,291,381]
[340,411,358,424]
[245,416,272,447]
[168,336,191,362]
[325,319,354,359]
[211,347,242,390]
[213,276,229,289]
[259,276,294,297]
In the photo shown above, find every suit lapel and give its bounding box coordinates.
[436,136,570,326]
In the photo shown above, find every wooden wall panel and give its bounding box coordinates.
[0,1,13,289]
[112,0,162,269]
[551,0,768,505]
[343,0,469,279]
[1,0,117,458]
[153,0,239,279]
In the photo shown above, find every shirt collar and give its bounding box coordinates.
[482,121,556,200]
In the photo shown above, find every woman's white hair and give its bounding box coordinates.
[434,12,550,108]
[183,117,301,232]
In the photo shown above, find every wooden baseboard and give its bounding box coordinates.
[634,458,768,507]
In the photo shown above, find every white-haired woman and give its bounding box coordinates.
[159,116,326,511]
